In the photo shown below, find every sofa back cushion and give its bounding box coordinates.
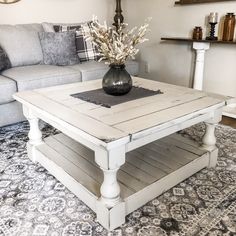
[0,24,43,67]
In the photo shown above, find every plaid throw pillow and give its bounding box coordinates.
[54,23,99,62]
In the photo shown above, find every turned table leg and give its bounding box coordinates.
[95,146,126,230]
[202,109,222,168]
[202,123,217,148]
[100,167,121,207]
[23,106,42,162]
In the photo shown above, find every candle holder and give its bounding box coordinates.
[206,12,218,41]
[206,22,218,40]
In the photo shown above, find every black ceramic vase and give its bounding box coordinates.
[102,64,132,96]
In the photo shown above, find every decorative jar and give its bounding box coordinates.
[222,13,236,41]
[193,27,203,40]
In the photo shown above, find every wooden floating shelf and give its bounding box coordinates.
[175,0,236,5]
[35,132,211,216]
[161,37,236,44]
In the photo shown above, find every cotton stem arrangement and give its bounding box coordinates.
[86,18,150,66]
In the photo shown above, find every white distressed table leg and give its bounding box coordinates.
[23,106,42,162]
[202,109,222,168]
[202,123,217,148]
[95,145,126,231]
[100,167,121,207]
[192,42,210,90]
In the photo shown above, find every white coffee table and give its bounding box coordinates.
[14,77,227,230]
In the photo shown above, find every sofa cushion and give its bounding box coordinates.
[0,24,43,67]
[39,31,79,66]
[2,65,82,91]
[0,75,17,105]
[67,60,139,81]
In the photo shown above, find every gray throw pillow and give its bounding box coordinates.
[39,31,79,66]
[0,46,11,72]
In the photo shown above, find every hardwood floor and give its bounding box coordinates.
[221,116,236,128]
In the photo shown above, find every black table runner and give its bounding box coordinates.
[71,86,163,108]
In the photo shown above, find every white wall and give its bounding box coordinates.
[123,0,236,97]
[0,0,114,24]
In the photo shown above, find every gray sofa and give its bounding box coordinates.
[0,24,139,127]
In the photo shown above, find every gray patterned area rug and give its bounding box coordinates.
[0,122,235,236]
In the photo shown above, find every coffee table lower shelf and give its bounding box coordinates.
[34,132,213,228]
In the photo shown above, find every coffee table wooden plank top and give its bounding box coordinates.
[14,77,225,145]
